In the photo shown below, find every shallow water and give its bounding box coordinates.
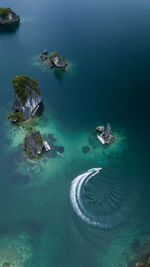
[0,0,150,266]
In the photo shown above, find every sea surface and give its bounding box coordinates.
[0,0,150,266]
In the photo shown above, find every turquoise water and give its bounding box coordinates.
[0,0,150,266]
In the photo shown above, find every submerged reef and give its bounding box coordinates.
[24,130,43,158]
[40,49,68,69]
[82,146,90,153]
[127,238,150,267]
[0,7,20,26]
[0,234,32,267]
[8,75,42,122]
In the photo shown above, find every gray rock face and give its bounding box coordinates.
[0,11,20,26]
[9,75,43,122]
[24,131,43,158]
[49,53,68,68]
[13,90,42,120]
[40,49,48,61]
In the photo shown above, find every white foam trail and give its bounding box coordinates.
[70,169,133,229]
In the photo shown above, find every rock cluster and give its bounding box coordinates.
[40,49,68,69]
[0,7,20,26]
[49,51,68,68]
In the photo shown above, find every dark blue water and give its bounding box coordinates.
[0,0,150,266]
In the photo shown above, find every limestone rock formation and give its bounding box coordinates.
[8,75,42,122]
[0,7,20,26]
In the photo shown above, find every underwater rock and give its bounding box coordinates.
[24,131,43,158]
[0,7,20,26]
[49,51,68,69]
[8,75,42,122]
[89,131,100,149]
[82,146,90,153]
[57,146,64,153]
[131,239,141,254]
[22,219,43,236]
[2,263,10,267]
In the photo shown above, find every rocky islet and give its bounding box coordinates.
[0,7,20,26]
[40,49,68,69]
[24,130,44,158]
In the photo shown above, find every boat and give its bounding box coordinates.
[88,168,102,173]
[56,151,64,159]
[43,141,51,152]
[97,134,105,145]
[31,105,40,117]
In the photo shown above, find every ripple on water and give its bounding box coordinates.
[70,167,138,229]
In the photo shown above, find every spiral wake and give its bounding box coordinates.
[70,168,134,229]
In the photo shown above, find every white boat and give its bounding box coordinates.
[43,141,51,152]
[97,134,105,145]
[88,168,102,173]
[31,105,40,117]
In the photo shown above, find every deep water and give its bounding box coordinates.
[0,0,150,266]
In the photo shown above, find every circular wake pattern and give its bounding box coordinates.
[70,169,135,229]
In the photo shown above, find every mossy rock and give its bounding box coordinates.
[8,111,25,122]
[49,51,59,58]
[0,7,12,18]
[24,131,43,158]
[12,75,42,105]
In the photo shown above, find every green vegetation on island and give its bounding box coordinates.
[8,75,42,123]
[12,75,42,105]
[24,131,43,158]
[0,6,20,25]
[8,111,25,122]
[49,51,59,58]
[40,49,68,69]
[0,7,12,18]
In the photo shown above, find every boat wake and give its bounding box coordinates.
[70,168,135,229]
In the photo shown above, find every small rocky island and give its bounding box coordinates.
[40,49,68,69]
[96,123,114,145]
[24,131,44,158]
[8,75,42,123]
[0,7,20,26]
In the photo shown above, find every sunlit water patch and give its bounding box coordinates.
[0,233,32,267]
